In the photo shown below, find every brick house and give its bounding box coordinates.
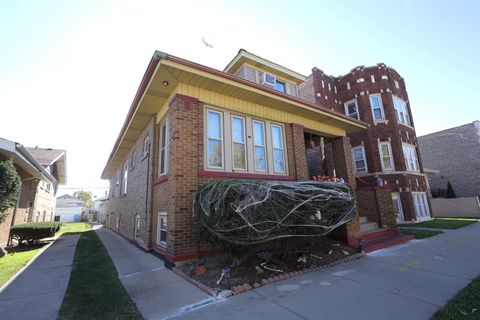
[0,138,66,246]
[102,50,372,263]
[418,121,480,198]
[298,64,432,225]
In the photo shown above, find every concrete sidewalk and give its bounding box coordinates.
[170,222,480,320]
[0,234,80,320]
[96,229,211,320]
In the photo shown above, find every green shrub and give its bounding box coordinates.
[10,222,62,245]
[0,159,21,223]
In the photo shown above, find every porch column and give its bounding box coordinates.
[330,136,361,246]
[290,123,309,180]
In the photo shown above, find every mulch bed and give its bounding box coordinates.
[175,237,365,297]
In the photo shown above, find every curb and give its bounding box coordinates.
[173,251,366,297]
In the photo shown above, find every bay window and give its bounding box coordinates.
[402,143,420,172]
[379,142,394,171]
[412,192,429,219]
[370,94,385,121]
[393,96,411,126]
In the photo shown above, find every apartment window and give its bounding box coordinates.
[352,146,367,173]
[115,173,120,196]
[232,115,247,170]
[379,142,394,171]
[393,96,411,126]
[391,193,404,221]
[207,110,223,169]
[274,80,286,93]
[130,150,136,170]
[134,215,140,238]
[143,134,150,157]
[271,124,285,173]
[402,144,420,172]
[156,212,167,245]
[122,162,128,194]
[159,121,168,175]
[413,192,429,219]
[370,95,385,121]
[344,100,359,120]
[253,120,267,172]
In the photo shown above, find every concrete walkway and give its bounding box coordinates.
[0,234,80,320]
[168,222,480,320]
[96,229,211,320]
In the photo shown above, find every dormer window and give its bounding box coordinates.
[274,80,286,93]
[264,73,276,86]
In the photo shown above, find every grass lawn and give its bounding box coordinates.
[400,229,443,239]
[0,222,91,288]
[58,230,142,320]
[0,246,43,287]
[432,275,480,319]
[401,218,479,229]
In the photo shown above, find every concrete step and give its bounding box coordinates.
[362,233,415,253]
[360,221,379,233]
[359,216,368,224]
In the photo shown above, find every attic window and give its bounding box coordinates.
[264,73,276,86]
[274,80,286,93]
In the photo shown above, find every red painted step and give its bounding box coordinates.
[360,228,414,253]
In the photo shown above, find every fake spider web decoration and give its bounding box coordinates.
[193,180,356,245]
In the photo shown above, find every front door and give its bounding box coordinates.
[392,193,404,222]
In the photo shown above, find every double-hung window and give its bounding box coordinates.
[205,107,287,175]
[393,96,411,126]
[143,134,150,157]
[159,121,168,175]
[370,94,385,121]
[412,192,429,219]
[156,213,167,245]
[122,162,128,194]
[253,120,267,172]
[402,143,420,172]
[352,146,367,173]
[274,80,286,93]
[379,142,394,171]
[271,124,285,173]
[232,116,247,170]
[344,99,359,120]
[206,110,224,169]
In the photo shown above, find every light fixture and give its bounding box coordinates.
[162,80,169,87]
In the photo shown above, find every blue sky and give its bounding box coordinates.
[0,0,478,196]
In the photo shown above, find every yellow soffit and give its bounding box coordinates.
[161,59,366,133]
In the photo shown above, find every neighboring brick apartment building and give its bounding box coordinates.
[102,50,370,263]
[0,138,67,246]
[418,121,480,198]
[299,64,431,224]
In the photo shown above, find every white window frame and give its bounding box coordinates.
[412,192,430,219]
[122,162,128,195]
[391,193,404,222]
[231,115,247,171]
[352,146,368,173]
[392,95,411,126]
[156,212,167,246]
[402,143,420,172]
[130,149,136,170]
[379,141,394,171]
[158,120,169,175]
[143,134,150,157]
[206,109,224,169]
[204,106,288,176]
[271,124,286,174]
[253,120,268,172]
[134,215,140,238]
[369,94,385,122]
[344,99,360,120]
